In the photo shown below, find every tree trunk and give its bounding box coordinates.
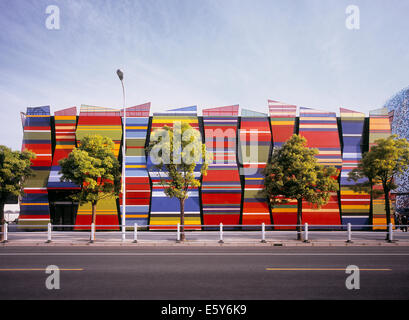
[383,184,391,241]
[90,202,97,241]
[92,202,97,226]
[0,202,4,242]
[296,198,303,241]
[180,199,185,241]
[369,182,374,230]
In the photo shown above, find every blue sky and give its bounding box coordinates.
[0,0,408,149]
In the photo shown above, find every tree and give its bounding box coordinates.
[0,146,35,241]
[263,134,339,240]
[349,135,409,232]
[148,123,210,241]
[59,135,121,234]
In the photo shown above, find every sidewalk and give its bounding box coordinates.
[2,230,409,246]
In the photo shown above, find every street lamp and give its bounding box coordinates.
[117,69,126,241]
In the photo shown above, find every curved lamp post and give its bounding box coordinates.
[117,69,126,241]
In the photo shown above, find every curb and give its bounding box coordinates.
[2,241,409,247]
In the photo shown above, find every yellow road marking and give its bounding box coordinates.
[265,268,391,271]
[0,268,84,271]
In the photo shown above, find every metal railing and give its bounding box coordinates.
[3,222,409,244]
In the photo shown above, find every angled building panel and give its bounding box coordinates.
[339,108,370,228]
[369,107,393,230]
[239,108,272,226]
[19,106,52,229]
[268,100,298,229]
[268,99,297,148]
[47,107,79,190]
[148,106,202,230]
[201,105,242,227]
[299,107,342,226]
[74,105,121,230]
[119,103,151,227]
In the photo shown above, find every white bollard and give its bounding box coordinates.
[176,223,180,242]
[219,223,224,244]
[3,223,8,243]
[122,223,126,241]
[261,223,266,243]
[90,223,95,243]
[346,223,352,243]
[388,223,394,242]
[133,223,138,243]
[304,223,309,242]
[46,223,52,243]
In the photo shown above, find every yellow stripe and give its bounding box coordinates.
[266,268,391,271]
[0,268,84,271]
[126,126,148,129]
[340,205,370,209]
[55,116,77,120]
[271,208,298,212]
[340,190,369,195]
[270,121,295,125]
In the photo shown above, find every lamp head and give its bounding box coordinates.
[116,69,124,81]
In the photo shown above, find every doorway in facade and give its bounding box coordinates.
[50,202,78,231]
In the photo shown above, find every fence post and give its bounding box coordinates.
[176,223,180,243]
[346,223,352,243]
[122,223,126,242]
[133,223,138,243]
[2,223,8,243]
[46,223,52,243]
[388,223,394,242]
[218,223,224,244]
[261,223,266,243]
[90,223,95,243]
[303,223,309,243]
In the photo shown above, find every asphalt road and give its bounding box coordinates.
[0,246,408,300]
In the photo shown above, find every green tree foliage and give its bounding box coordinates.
[349,135,409,228]
[0,146,35,240]
[147,122,210,241]
[59,135,121,229]
[263,135,339,240]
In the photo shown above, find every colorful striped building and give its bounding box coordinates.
[339,108,370,228]
[299,107,342,226]
[19,106,53,229]
[119,103,151,227]
[147,106,202,230]
[239,108,272,227]
[268,100,298,229]
[201,105,242,228]
[17,102,399,231]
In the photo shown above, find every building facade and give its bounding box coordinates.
[18,101,399,230]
